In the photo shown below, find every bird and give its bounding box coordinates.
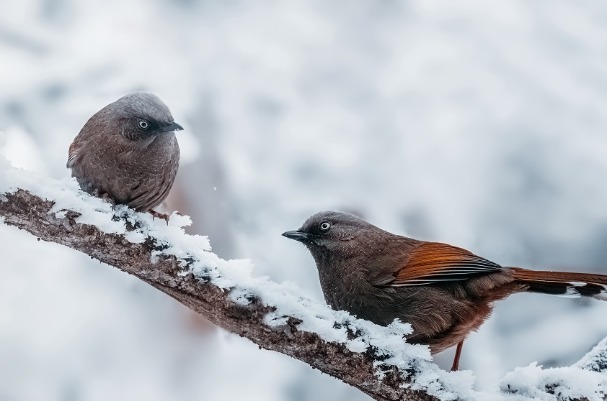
[282,211,607,371]
[67,92,182,218]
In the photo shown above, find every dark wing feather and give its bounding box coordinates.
[66,140,83,168]
[385,242,502,287]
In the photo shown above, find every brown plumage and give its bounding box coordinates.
[282,211,607,371]
[67,92,182,215]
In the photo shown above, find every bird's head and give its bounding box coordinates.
[282,211,382,261]
[94,92,183,142]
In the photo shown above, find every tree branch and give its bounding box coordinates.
[1,174,607,400]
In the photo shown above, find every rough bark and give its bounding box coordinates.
[1,188,606,401]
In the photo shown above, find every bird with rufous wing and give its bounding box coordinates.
[283,211,607,371]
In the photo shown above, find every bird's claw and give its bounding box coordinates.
[149,209,170,223]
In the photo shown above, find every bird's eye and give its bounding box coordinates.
[319,222,331,232]
[138,120,150,130]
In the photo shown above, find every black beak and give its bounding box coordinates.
[282,230,312,243]
[159,122,184,132]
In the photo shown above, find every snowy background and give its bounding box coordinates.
[2,0,607,400]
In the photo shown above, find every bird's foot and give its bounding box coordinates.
[91,189,116,206]
[149,209,170,223]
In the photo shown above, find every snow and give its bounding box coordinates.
[501,363,607,401]
[2,0,607,400]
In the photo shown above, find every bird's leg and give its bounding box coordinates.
[149,209,170,223]
[91,189,115,206]
[451,340,464,371]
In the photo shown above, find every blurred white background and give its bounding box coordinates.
[1,0,607,399]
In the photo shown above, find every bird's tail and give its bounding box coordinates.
[511,267,607,301]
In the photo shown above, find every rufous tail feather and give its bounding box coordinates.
[511,268,607,301]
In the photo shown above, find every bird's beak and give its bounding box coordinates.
[282,229,311,243]
[159,122,184,132]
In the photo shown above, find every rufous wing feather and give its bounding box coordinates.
[387,242,503,287]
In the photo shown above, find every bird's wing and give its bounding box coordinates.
[67,140,83,168]
[380,242,503,287]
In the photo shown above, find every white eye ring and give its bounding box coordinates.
[138,120,149,129]
[319,222,331,232]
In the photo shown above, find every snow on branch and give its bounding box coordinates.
[1,164,607,400]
